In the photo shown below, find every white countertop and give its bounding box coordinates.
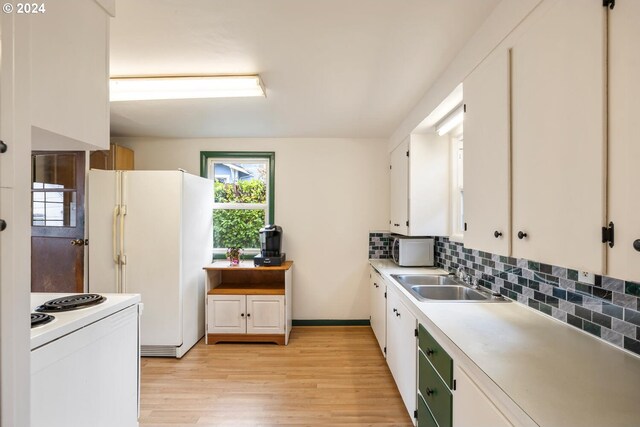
[370,259,640,427]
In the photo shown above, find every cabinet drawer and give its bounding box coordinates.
[419,324,453,388]
[419,350,452,427]
[417,393,438,427]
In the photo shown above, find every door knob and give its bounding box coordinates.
[0,219,6,231]
[0,140,6,153]
[70,239,86,246]
[634,239,640,252]
[494,231,502,238]
[517,231,528,240]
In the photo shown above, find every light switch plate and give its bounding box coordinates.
[578,271,595,285]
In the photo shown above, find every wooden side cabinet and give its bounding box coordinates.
[203,261,293,345]
[90,144,135,170]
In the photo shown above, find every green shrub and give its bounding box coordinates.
[213,179,266,249]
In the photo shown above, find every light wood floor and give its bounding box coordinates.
[139,326,413,427]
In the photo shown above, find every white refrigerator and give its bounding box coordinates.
[87,170,213,358]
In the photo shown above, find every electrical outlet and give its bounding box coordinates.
[578,271,595,285]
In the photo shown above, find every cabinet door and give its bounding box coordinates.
[386,288,417,420]
[207,295,246,334]
[511,0,606,272]
[390,138,409,235]
[608,0,640,281]
[31,0,110,149]
[246,295,285,334]
[409,134,450,236]
[369,268,386,356]
[453,365,513,427]
[463,49,511,256]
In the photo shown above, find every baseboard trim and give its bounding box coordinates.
[292,319,371,326]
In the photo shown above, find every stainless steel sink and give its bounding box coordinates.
[411,285,487,301]
[391,274,457,287]
[390,274,509,303]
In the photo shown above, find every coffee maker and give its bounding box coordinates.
[254,225,286,266]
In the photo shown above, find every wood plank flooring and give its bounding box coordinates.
[139,326,413,426]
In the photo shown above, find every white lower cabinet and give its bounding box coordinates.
[453,365,513,427]
[207,294,284,335]
[386,286,417,423]
[369,267,386,356]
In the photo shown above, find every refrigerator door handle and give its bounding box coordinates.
[120,204,127,293]
[112,205,120,264]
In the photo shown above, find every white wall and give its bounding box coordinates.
[112,137,389,320]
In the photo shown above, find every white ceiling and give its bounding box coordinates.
[109,0,500,139]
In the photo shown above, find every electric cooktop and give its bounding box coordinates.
[35,293,106,313]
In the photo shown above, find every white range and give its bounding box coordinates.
[30,293,142,427]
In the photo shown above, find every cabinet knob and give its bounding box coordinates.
[241,313,245,317]
[425,348,435,356]
[392,308,397,313]
[494,231,503,238]
[634,239,640,252]
[0,219,6,232]
[517,231,528,240]
[425,387,435,396]
[374,283,379,288]
[395,311,400,317]
[247,313,251,318]
[0,140,6,154]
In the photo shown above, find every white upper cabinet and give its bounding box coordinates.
[511,0,606,273]
[31,0,111,150]
[608,0,640,282]
[463,49,511,256]
[390,134,450,237]
[390,138,410,235]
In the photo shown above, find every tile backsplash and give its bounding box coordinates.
[435,237,640,356]
[368,232,391,259]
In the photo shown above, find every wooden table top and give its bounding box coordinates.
[203,260,293,271]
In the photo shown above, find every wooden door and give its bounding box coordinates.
[607,0,640,282]
[390,138,409,235]
[463,49,511,256]
[31,151,85,293]
[511,0,606,272]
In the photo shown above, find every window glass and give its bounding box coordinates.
[201,152,274,255]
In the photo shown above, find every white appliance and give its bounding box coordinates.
[88,170,213,357]
[391,236,435,267]
[30,293,141,427]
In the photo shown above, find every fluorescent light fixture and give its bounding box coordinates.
[435,103,464,136]
[109,75,265,101]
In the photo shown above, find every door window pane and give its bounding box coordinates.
[32,154,76,189]
[32,190,77,227]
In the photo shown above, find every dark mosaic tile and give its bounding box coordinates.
[545,275,559,285]
[637,327,640,341]
[528,299,540,310]
[528,261,540,271]
[626,281,640,297]
[583,320,601,337]
[624,337,640,357]
[592,312,612,329]
[553,287,567,300]
[533,291,546,303]
[602,302,624,320]
[575,306,592,321]
[567,313,583,329]
[576,283,592,295]
[567,292,583,305]
[591,287,612,301]
[545,295,559,308]
[594,275,602,287]
[624,309,640,327]
[568,269,579,281]
[540,263,553,274]
[539,303,552,316]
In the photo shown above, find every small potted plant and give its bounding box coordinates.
[226,247,243,266]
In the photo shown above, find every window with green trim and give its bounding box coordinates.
[200,152,275,255]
